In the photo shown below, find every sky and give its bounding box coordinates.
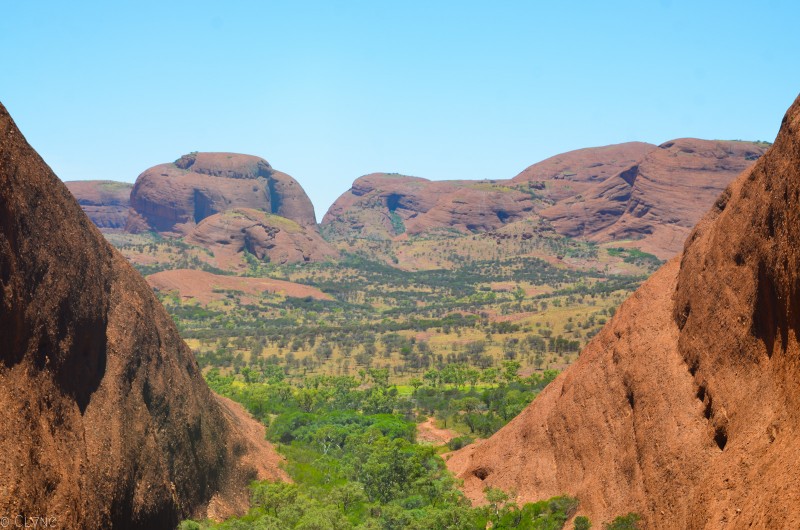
[2,1,799,220]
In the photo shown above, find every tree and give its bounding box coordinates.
[423,369,439,387]
[574,515,592,530]
[328,482,366,513]
[513,285,525,307]
[480,367,498,385]
[501,360,521,384]
[484,486,510,520]
[367,367,389,388]
[605,513,641,530]
[465,368,480,388]
[251,482,299,518]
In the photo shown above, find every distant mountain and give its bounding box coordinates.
[126,151,317,235]
[322,140,767,259]
[447,96,800,528]
[509,141,657,201]
[67,152,337,269]
[0,103,287,527]
[540,139,768,258]
[187,207,338,267]
[64,179,132,229]
[321,173,535,239]
[69,140,767,264]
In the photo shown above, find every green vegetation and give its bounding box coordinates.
[603,513,641,529]
[573,515,592,530]
[604,247,662,268]
[105,226,653,530]
[155,248,645,389]
[389,211,406,235]
[184,368,577,529]
[179,368,637,529]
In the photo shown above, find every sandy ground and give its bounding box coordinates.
[417,417,460,445]
[146,268,332,304]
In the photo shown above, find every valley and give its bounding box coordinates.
[4,4,799,529]
[60,136,768,529]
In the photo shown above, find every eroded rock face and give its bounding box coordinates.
[0,103,287,529]
[447,95,800,529]
[65,180,133,229]
[187,208,338,268]
[127,152,316,235]
[322,173,535,239]
[541,139,767,258]
[511,141,657,203]
[324,141,764,261]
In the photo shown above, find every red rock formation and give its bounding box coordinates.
[187,208,338,268]
[541,139,767,258]
[0,103,287,529]
[321,173,464,239]
[405,184,534,235]
[322,173,534,238]
[511,141,656,203]
[324,141,764,261]
[447,95,800,529]
[127,152,316,235]
[65,180,132,229]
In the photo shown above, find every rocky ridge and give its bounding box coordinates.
[322,140,765,259]
[541,138,768,258]
[187,208,338,268]
[126,152,317,235]
[65,180,133,229]
[446,95,800,529]
[0,102,287,529]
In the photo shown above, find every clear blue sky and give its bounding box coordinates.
[2,1,799,220]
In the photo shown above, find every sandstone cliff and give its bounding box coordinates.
[541,139,768,258]
[127,152,316,235]
[447,95,800,529]
[322,173,535,239]
[187,208,338,268]
[0,103,287,529]
[65,180,133,229]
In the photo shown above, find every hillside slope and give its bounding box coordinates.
[65,180,133,229]
[126,152,316,235]
[187,208,338,268]
[323,140,764,261]
[447,95,800,529]
[0,103,287,529]
[541,139,768,258]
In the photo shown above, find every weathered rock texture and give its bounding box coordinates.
[127,152,316,235]
[541,139,768,258]
[322,173,534,239]
[187,208,338,268]
[324,141,765,260]
[447,95,800,529]
[0,103,287,529]
[511,141,657,203]
[65,180,133,229]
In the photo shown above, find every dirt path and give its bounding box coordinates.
[417,417,460,445]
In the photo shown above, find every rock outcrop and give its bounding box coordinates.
[322,141,764,261]
[0,103,287,529]
[65,180,133,229]
[187,208,338,268]
[322,173,534,239]
[511,141,657,203]
[447,95,800,529]
[127,152,316,235]
[541,139,768,258]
